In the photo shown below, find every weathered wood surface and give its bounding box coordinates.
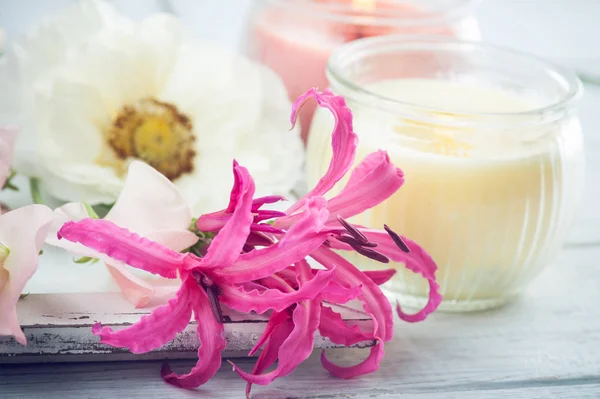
[0,293,373,363]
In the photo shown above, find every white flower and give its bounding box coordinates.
[0,0,304,215]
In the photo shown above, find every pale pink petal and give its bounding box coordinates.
[214,197,329,284]
[106,263,156,309]
[361,230,442,322]
[319,305,372,346]
[311,247,394,342]
[106,161,192,234]
[285,89,358,215]
[161,287,226,388]
[0,127,16,187]
[363,269,397,286]
[200,164,255,269]
[231,296,321,386]
[0,205,54,345]
[326,151,404,221]
[321,341,385,379]
[45,202,98,257]
[58,219,184,278]
[220,268,335,314]
[92,276,197,354]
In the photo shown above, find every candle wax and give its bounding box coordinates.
[307,79,584,303]
[249,1,474,142]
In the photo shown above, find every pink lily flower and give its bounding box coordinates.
[56,89,441,394]
[57,162,337,388]
[46,161,198,308]
[0,205,54,344]
[0,127,17,191]
[199,89,439,393]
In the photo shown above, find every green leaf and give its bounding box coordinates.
[2,169,18,191]
[29,177,43,204]
[92,203,114,218]
[74,256,99,264]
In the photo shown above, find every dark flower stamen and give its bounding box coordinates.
[337,215,369,244]
[384,224,410,253]
[336,234,378,248]
[341,238,389,263]
[193,271,224,324]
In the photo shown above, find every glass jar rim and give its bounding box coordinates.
[262,0,480,27]
[327,35,583,124]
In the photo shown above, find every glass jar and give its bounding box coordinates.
[244,0,481,142]
[306,36,585,311]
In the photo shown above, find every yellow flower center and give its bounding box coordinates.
[107,98,195,180]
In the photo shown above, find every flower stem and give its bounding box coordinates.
[29,177,43,204]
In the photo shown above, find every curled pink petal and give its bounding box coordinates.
[248,310,291,356]
[195,211,230,232]
[200,164,255,269]
[321,341,385,379]
[214,198,330,284]
[58,219,184,279]
[231,297,321,386]
[220,268,335,314]
[320,280,362,304]
[225,160,242,213]
[361,230,442,322]
[92,277,196,353]
[161,287,226,388]
[363,269,397,286]
[252,195,285,211]
[326,151,404,221]
[0,205,53,345]
[285,89,358,215]
[311,247,393,342]
[319,306,372,346]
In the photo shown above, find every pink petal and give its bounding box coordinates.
[361,230,442,322]
[161,286,226,388]
[363,269,397,286]
[320,280,362,304]
[213,197,329,284]
[225,160,242,213]
[321,341,385,379]
[245,315,294,398]
[58,219,184,279]
[0,127,16,187]
[231,296,321,386]
[195,211,230,232]
[92,276,197,353]
[311,247,394,342]
[0,205,57,345]
[252,195,285,211]
[106,161,193,234]
[200,164,255,269]
[220,268,335,314]
[285,89,358,215]
[248,310,291,356]
[326,150,404,221]
[319,305,372,346]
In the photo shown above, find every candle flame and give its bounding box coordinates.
[352,0,376,12]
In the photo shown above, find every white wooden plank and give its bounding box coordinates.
[0,293,374,363]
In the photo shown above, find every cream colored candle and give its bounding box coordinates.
[307,78,584,311]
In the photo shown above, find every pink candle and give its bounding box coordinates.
[246,0,480,142]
